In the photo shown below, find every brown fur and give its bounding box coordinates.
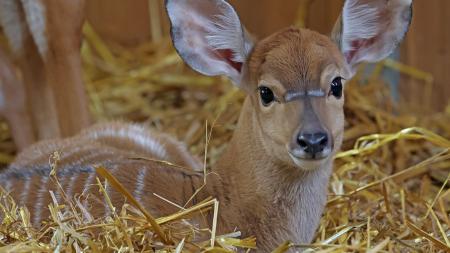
[1,27,348,252]
[242,28,349,171]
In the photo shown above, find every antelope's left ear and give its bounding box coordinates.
[332,0,413,75]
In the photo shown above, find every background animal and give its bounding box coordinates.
[0,0,90,151]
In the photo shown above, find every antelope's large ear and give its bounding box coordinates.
[332,0,413,75]
[165,0,254,86]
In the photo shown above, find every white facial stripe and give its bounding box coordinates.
[285,91,305,102]
[307,89,326,97]
[284,89,326,102]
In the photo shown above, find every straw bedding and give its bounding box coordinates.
[0,23,448,252]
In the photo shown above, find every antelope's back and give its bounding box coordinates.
[12,122,202,170]
[0,122,204,226]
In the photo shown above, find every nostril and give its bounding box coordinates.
[297,138,308,148]
[317,134,328,147]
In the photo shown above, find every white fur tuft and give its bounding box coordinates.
[205,12,250,63]
[85,124,168,160]
[0,0,26,54]
[337,0,412,71]
[342,0,380,53]
[21,0,48,58]
[166,0,253,85]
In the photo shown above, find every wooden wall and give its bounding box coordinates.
[85,0,344,43]
[86,0,158,45]
[86,0,449,111]
[400,1,450,112]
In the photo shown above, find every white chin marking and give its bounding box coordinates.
[288,153,325,171]
[289,153,304,167]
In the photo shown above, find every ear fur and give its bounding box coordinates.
[332,0,413,74]
[166,0,254,85]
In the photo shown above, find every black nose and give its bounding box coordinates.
[297,132,328,155]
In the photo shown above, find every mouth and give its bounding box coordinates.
[288,147,331,160]
[288,148,331,169]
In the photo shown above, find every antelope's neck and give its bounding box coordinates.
[210,98,333,247]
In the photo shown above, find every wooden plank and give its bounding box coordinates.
[43,0,92,138]
[86,0,152,45]
[306,0,343,35]
[86,0,301,43]
[229,0,300,38]
[400,0,450,112]
[0,47,36,150]
[85,0,342,43]
[18,33,61,140]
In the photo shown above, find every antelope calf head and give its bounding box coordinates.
[166,0,412,171]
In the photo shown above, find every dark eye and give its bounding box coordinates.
[258,86,275,106]
[329,77,343,99]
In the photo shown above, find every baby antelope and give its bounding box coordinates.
[0,0,412,251]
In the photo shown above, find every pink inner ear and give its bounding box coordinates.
[214,49,243,72]
[345,37,377,64]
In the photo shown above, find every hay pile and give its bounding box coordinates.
[0,21,449,252]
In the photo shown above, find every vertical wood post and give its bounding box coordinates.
[400,0,450,112]
[44,0,91,137]
[0,47,36,151]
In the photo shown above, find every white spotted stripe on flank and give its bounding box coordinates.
[65,172,79,199]
[3,180,12,193]
[87,125,168,160]
[66,149,106,167]
[33,175,49,226]
[19,177,32,206]
[82,172,96,195]
[53,189,61,204]
[104,165,119,216]
[133,167,148,203]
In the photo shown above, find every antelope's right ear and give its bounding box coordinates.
[165,0,254,86]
